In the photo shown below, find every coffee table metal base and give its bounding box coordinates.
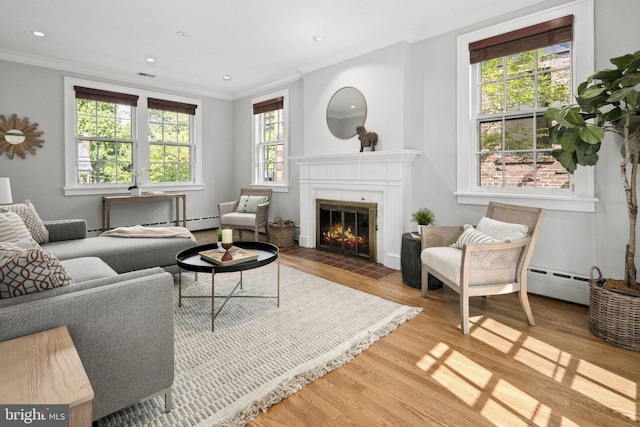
[178,258,280,331]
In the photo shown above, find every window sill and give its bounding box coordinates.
[454,191,598,212]
[250,183,290,193]
[64,183,204,196]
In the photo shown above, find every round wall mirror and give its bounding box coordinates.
[326,87,367,139]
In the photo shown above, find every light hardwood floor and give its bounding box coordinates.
[193,231,640,426]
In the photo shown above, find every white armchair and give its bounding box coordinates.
[420,202,544,334]
[218,188,272,241]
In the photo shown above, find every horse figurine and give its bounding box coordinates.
[356,125,378,152]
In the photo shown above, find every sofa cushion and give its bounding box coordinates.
[451,225,501,249]
[43,235,196,273]
[0,200,49,244]
[0,244,73,299]
[0,212,33,243]
[476,216,528,241]
[60,257,118,282]
[236,195,268,213]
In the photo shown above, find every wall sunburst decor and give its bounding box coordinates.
[0,114,45,159]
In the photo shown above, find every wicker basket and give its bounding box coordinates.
[268,217,295,247]
[588,266,640,351]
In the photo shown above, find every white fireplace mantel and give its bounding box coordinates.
[292,150,421,270]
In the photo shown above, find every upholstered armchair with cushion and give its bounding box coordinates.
[420,202,544,334]
[218,188,273,240]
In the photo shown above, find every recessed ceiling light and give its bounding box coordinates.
[146,57,156,63]
[313,35,323,42]
[222,75,231,81]
[31,30,45,37]
[176,31,188,38]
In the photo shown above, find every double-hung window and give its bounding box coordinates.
[252,90,289,189]
[75,86,138,185]
[456,0,595,212]
[64,77,203,195]
[148,98,196,183]
[472,16,572,190]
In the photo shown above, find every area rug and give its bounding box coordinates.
[98,263,422,427]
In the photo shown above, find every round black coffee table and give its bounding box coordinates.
[176,241,279,331]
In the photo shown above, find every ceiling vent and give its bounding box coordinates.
[137,72,156,78]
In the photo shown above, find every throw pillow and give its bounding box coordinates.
[236,195,268,213]
[0,244,73,299]
[0,200,49,244]
[0,212,32,243]
[476,216,528,241]
[451,224,502,249]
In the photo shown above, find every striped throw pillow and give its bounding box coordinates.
[0,200,49,244]
[0,212,32,243]
[452,225,502,249]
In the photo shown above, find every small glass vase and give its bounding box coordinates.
[130,187,142,196]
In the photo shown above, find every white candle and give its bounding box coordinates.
[221,229,233,244]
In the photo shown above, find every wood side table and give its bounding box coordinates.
[0,326,94,427]
[102,193,186,231]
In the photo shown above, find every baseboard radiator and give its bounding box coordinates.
[527,266,590,305]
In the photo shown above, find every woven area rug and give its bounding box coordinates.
[98,263,422,427]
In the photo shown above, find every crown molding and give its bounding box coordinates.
[0,49,233,100]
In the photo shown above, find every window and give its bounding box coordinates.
[75,86,138,185]
[64,78,203,195]
[148,98,196,183]
[473,16,572,190]
[456,0,596,212]
[252,90,289,189]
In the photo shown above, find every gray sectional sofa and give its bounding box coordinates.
[0,218,197,421]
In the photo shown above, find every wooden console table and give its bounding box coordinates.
[102,193,186,231]
[0,326,94,427]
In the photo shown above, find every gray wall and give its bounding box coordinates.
[231,79,304,227]
[0,61,233,234]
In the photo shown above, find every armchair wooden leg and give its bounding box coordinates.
[518,291,536,326]
[460,296,470,334]
[254,228,259,241]
[420,266,429,297]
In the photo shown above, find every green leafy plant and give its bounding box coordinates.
[545,51,640,291]
[216,228,223,241]
[410,208,435,226]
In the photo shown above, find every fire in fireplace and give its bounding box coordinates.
[316,199,377,262]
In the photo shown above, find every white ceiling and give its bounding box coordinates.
[0,0,547,100]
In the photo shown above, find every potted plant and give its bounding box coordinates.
[410,208,435,235]
[545,50,640,350]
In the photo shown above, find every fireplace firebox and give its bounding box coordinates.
[316,199,377,262]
